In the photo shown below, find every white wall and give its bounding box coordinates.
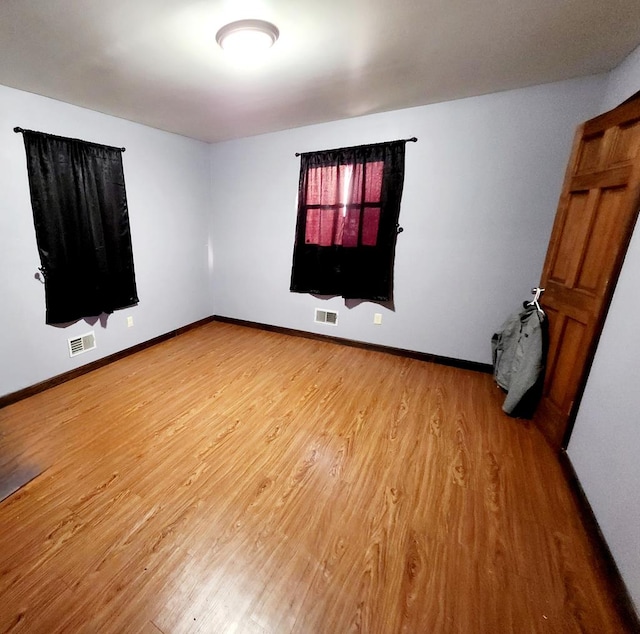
[569,42,640,614]
[0,85,213,397]
[210,76,605,364]
[602,43,640,111]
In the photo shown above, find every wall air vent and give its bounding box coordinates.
[314,308,338,325]
[68,331,96,357]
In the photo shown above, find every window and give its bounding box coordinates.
[303,161,384,247]
[290,140,407,301]
[20,130,138,325]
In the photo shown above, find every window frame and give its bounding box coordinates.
[290,140,407,302]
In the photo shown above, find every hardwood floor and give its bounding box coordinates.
[0,322,630,633]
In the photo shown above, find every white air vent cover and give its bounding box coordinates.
[68,331,96,357]
[315,308,338,325]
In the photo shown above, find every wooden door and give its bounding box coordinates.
[536,96,640,449]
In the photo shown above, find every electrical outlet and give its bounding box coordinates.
[374,313,382,325]
[127,315,134,328]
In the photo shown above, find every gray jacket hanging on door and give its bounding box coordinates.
[491,305,546,415]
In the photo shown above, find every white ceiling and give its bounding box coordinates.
[1,0,640,143]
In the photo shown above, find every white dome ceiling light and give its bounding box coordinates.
[215,19,280,56]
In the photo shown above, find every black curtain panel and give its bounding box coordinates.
[21,130,138,325]
[290,140,406,301]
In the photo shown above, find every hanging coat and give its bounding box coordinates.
[491,305,546,415]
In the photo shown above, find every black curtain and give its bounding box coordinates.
[290,140,406,301]
[22,130,138,325]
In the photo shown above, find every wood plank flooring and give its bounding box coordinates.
[0,322,630,633]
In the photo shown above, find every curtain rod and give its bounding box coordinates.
[294,136,417,157]
[13,127,126,152]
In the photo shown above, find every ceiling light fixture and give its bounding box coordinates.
[215,19,279,55]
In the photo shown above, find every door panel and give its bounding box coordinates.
[547,191,590,285]
[575,187,626,293]
[545,315,588,411]
[535,97,640,449]
[576,132,604,172]
[609,119,640,165]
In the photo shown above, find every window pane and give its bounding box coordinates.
[305,207,340,246]
[305,208,321,244]
[350,163,363,204]
[306,166,338,205]
[364,161,384,202]
[319,208,338,246]
[350,161,384,204]
[334,210,345,245]
[338,165,351,204]
[342,208,360,247]
[362,206,381,246]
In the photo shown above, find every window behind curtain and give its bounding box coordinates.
[21,130,138,325]
[304,161,384,247]
[290,140,406,301]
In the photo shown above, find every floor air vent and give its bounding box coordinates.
[315,308,338,325]
[68,331,97,357]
